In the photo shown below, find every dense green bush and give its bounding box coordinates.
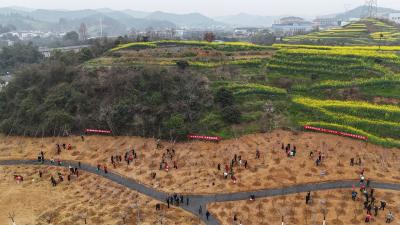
[0,61,213,138]
[221,106,241,124]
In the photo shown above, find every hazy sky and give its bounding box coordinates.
[1,0,400,17]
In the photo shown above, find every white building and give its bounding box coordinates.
[272,17,314,36]
[389,13,400,24]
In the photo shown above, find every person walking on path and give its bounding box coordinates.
[186,197,189,206]
[199,206,202,215]
[104,165,108,174]
[206,211,210,220]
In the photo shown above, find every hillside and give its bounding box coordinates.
[2,17,400,147]
[145,11,224,28]
[83,36,400,147]
[323,5,400,20]
[284,18,400,45]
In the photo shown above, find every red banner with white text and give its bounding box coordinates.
[85,129,112,134]
[187,134,222,141]
[303,125,368,141]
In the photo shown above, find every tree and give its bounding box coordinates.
[163,114,185,138]
[204,32,216,42]
[8,212,16,225]
[176,60,189,70]
[215,88,234,107]
[250,31,275,45]
[0,43,42,72]
[78,48,94,62]
[63,31,79,43]
[221,106,241,124]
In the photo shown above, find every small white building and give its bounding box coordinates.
[389,13,400,24]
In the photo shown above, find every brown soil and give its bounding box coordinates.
[208,189,399,225]
[0,129,398,194]
[0,166,202,225]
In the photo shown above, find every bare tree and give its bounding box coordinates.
[80,212,88,225]
[157,208,165,225]
[8,212,16,225]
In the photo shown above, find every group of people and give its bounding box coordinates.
[110,148,138,168]
[282,143,297,157]
[308,149,326,166]
[50,164,80,187]
[355,170,394,223]
[218,153,249,184]
[166,193,188,208]
[55,143,72,155]
[160,148,177,172]
[97,164,108,173]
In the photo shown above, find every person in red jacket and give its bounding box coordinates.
[104,165,108,174]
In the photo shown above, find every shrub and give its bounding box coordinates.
[221,106,241,124]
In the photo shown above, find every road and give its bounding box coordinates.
[1,159,398,225]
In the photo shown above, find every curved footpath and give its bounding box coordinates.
[1,159,399,225]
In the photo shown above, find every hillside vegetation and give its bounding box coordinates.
[1,18,400,147]
[284,18,400,45]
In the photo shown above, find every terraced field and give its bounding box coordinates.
[284,18,400,45]
[84,19,400,146]
[268,43,400,147]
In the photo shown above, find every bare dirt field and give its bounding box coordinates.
[0,129,398,194]
[0,166,202,225]
[208,189,400,225]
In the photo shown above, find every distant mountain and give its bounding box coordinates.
[215,13,278,27]
[0,13,49,30]
[145,11,225,28]
[123,9,151,18]
[98,10,175,29]
[29,9,99,23]
[0,6,33,14]
[0,8,176,36]
[321,5,400,20]
[0,7,223,35]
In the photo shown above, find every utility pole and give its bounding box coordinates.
[364,0,378,18]
[99,17,103,37]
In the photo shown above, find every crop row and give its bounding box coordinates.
[299,121,400,147]
[225,83,287,96]
[111,40,275,52]
[292,97,400,145]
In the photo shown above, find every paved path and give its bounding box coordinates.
[1,159,400,225]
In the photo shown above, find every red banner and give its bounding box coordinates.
[303,125,368,141]
[85,129,112,134]
[187,134,222,141]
